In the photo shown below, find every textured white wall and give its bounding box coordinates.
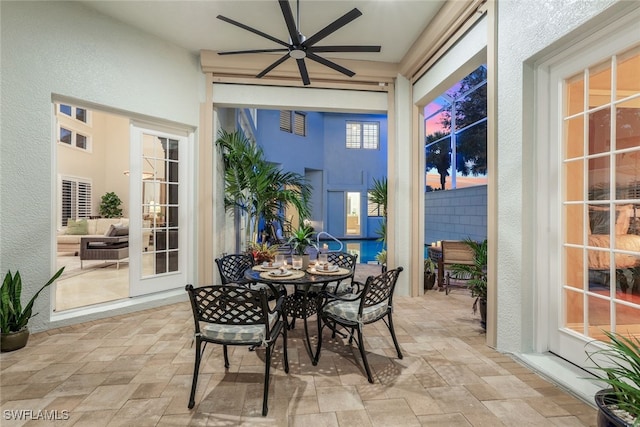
[0,1,203,331]
[496,0,619,353]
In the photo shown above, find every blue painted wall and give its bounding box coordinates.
[255,109,387,239]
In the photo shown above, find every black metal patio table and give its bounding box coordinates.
[244,264,353,363]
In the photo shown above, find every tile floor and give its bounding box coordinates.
[1,266,598,426]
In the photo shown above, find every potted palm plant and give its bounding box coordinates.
[424,257,437,290]
[586,330,640,426]
[450,238,488,328]
[216,129,312,251]
[1,267,65,352]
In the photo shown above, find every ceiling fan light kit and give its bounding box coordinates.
[216,0,381,85]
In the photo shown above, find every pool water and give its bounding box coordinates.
[322,239,384,264]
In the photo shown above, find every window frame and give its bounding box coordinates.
[58,103,91,125]
[59,175,93,228]
[346,121,380,150]
[57,124,92,152]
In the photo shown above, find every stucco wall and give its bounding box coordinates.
[496,0,620,353]
[0,1,203,332]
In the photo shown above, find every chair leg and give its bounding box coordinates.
[356,326,374,383]
[223,345,230,368]
[387,313,403,359]
[282,323,290,373]
[188,338,202,409]
[262,345,271,416]
[313,314,325,365]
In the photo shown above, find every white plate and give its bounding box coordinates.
[269,269,292,277]
[312,265,339,273]
[261,263,280,269]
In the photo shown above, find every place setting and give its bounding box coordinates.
[257,255,305,280]
[307,254,350,276]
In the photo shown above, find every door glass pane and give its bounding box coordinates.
[563,45,640,340]
[588,60,611,109]
[564,116,584,159]
[141,135,180,276]
[566,74,584,116]
[616,46,640,101]
[346,192,361,236]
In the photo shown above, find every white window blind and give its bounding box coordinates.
[346,121,379,149]
[61,177,92,226]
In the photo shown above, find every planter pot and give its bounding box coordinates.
[595,389,635,427]
[473,298,487,330]
[424,272,436,290]
[479,298,487,329]
[1,327,30,352]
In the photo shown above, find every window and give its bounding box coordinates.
[367,192,383,217]
[346,121,379,149]
[280,110,306,136]
[60,177,92,226]
[294,112,306,136]
[280,110,292,132]
[58,104,89,124]
[424,65,487,190]
[58,125,90,151]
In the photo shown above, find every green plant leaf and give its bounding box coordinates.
[1,267,64,333]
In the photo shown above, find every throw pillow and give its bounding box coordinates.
[66,219,88,235]
[107,224,129,237]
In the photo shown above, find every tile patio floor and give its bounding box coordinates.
[1,266,597,426]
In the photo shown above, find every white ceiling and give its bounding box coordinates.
[82,0,446,64]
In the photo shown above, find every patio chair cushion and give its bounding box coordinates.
[323,298,388,323]
[201,311,277,343]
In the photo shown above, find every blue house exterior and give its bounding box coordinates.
[255,109,388,241]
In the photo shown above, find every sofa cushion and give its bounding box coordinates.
[94,218,128,235]
[66,219,88,235]
[106,224,129,237]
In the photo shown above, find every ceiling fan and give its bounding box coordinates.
[216,0,381,85]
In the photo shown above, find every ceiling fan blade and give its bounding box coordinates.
[278,0,300,45]
[217,15,290,48]
[256,53,290,78]
[296,58,311,86]
[218,48,290,55]
[310,45,381,53]
[303,8,362,47]
[306,52,355,77]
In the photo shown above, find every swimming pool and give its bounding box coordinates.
[321,239,384,264]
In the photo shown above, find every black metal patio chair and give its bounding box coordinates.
[314,267,404,383]
[185,284,289,416]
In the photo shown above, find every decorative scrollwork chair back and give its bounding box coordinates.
[314,267,403,383]
[185,283,288,416]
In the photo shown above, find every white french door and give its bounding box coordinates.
[541,11,640,366]
[129,124,190,296]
